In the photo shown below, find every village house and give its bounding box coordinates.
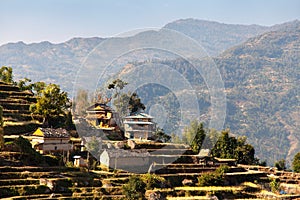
[100,149,150,172]
[124,112,156,140]
[85,103,120,131]
[31,128,71,154]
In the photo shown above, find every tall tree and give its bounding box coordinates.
[30,83,70,125]
[211,130,255,164]
[128,92,145,115]
[153,128,171,143]
[182,120,206,154]
[108,79,145,117]
[274,159,286,171]
[292,152,300,173]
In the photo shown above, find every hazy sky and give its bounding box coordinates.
[0,0,299,45]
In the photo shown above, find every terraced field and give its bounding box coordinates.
[0,166,130,199]
[0,81,42,135]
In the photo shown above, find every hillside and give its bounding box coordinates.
[0,81,41,135]
[0,37,104,94]
[116,21,300,166]
[0,19,281,94]
[164,18,271,56]
[216,22,300,165]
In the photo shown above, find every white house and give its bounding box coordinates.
[124,113,156,140]
[100,149,150,172]
[31,128,71,154]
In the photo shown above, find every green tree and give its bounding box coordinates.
[182,121,206,153]
[292,152,300,173]
[170,133,182,144]
[235,137,255,165]
[30,83,70,125]
[14,136,45,165]
[31,81,46,95]
[0,66,13,83]
[211,130,255,164]
[275,159,286,171]
[65,111,75,130]
[190,122,206,154]
[153,128,171,143]
[17,77,32,91]
[128,92,146,114]
[108,78,128,101]
[122,175,146,200]
[108,79,145,117]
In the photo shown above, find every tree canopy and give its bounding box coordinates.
[107,79,145,117]
[30,83,70,125]
[182,120,206,154]
[0,66,13,83]
[292,152,300,173]
[180,121,256,165]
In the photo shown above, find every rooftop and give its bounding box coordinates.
[125,112,153,119]
[32,128,70,138]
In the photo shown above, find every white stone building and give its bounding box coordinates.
[124,113,156,140]
[100,149,150,171]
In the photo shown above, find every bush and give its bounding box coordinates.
[198,165,229,186]
[141,173,167,190]
[14,136,46,166]
[122,175,146,200]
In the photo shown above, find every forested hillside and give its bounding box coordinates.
[216,22,300,165]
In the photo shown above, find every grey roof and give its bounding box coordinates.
[124,112,153,119]
[36,128,70,138]
[102,149,150,158]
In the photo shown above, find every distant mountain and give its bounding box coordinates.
[164,18,272,56]
[0,19,284,94]
[0,37,104,93]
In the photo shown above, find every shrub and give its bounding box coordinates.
[141,173,167,190]
[122,175,146,200]
[198,165,229,186]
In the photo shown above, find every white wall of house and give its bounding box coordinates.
[100,150,150,170]
[32,137,71,153]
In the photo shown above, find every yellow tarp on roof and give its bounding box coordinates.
[32,128,44,137]
[94,106,104,110]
